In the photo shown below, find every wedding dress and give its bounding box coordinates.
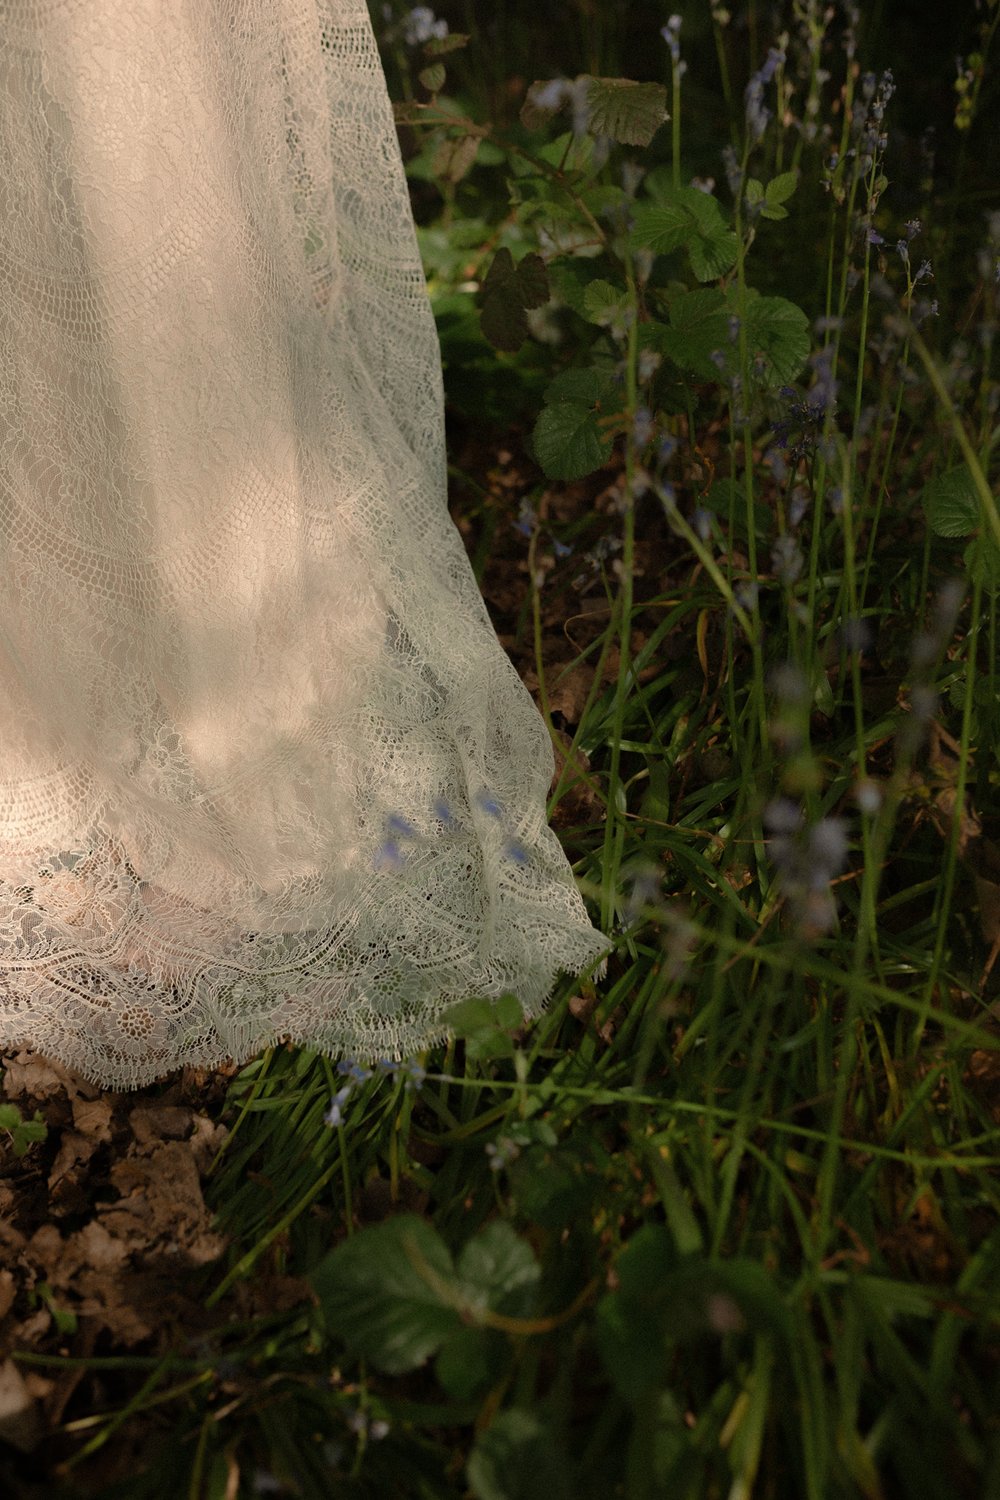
[0,0,609,1089]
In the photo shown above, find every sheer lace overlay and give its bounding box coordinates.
[0,0,609,1089]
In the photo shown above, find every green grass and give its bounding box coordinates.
[8,2,1000,1496]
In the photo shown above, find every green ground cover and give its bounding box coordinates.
[4,2,1000,1495]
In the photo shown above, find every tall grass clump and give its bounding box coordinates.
[10,3,1000,1498]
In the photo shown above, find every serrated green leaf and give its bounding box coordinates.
[309,1215,460,1374]
[967,536,1000,593]
[478,248,550,353]
[744,295,810,384]
[745,178,765,206]
[533,401,614,480]
[687,226,739,281]
[419,62,446,93]
[458,1222,541,1318]
[633,185,737,281]
[582,76,668,146]
[760,204,789,221]
[544,365,619,407]
[631,203,691,257]
[922,464,980,538]
[657,287,731,380]
[765,170,799,204]
[583,278,632,328]
[468,1410,572,1500]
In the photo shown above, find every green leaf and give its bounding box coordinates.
[632,185,738,282]
[744,178,765,207]
[922,464,980,538]
[443,996,498,1037]
[759,203,789,221]
[596,1225,675,1401]
[656,287,729,379]
[309,1215,460,1374]
[544,366,619,407]
[582,76,668,146]
[468,1410,572,1500]
[436,1325,504,1400]
[744,295,810,385]
[660,288,809,387]
[543,258,596,315]
[479,248,550,353]
[509,1141,597,1226]
[533,401,614,480]
[687,223,739,282]
[631,203,692,257]
[967,536,1000,594]
[582,278,632,330]
[458,1221,541,1318]
[493,993,525,1032]
[0,1103,47,1157]
[419,62,446,93]
[765,170,799,205]
[441,995,518,1060]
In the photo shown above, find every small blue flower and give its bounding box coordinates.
[323,1083,354,1128]
[504,839,529,865]
[552,538,573,559]
[402,6,448,46]
[387,813,418,840]
[475,790,503,819]
[514,498,537,538]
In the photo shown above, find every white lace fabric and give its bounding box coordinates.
[0,0,608,1089]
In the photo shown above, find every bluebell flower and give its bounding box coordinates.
[323,1083,353,1128]
[336,1059,373,1083]
[661,14,682,64]
[632,407,654,448]
[402,6,448,46]
[744,48,784,143]
[515,498,537,538]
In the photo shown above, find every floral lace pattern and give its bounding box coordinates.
[0,0,609,1089]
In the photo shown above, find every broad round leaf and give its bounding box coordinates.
[583,76,668,147]
[468,1410,572,1500]
[533,401,613,480]
[419,63,446,93]
[309,1215,460,1374]
[457,1221,541,1318]
[923,465,980,538]
[744,295,810,385]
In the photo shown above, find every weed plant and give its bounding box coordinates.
[14,3,1000,1497]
